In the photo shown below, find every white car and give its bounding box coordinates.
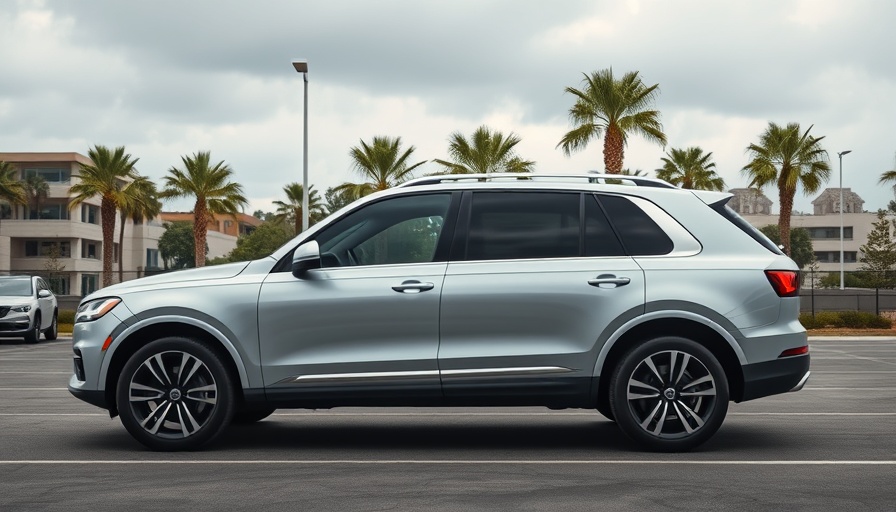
[0,275,58,343]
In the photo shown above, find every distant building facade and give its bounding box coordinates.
[735,187,878,272]
[0,152,247,297]
[158,212,262,260]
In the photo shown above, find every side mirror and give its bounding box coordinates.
[38,289,52,298]
[292,241,322,278]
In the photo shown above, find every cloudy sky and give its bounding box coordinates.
[2,0,895,215]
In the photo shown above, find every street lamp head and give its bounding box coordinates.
[292,59,308,73]
[838,150,852,157]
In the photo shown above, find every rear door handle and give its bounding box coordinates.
[588,274,631,288]
[392,280,435,293]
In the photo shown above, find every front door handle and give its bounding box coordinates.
[392,280,435,293]
[588,274,631,288]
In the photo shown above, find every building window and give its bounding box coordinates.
[813,251,857,263]
[47,276,69,295]
[29,203,69,220]
[146,248,159,268]
[81,204,99,224]
[82,242,99,259]
[81,274,98,297]
[25,240,71,258]
[807,227,853,240]
[24,168,71,183]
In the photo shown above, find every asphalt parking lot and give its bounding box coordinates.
[0,337,893,511]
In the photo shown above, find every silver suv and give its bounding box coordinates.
[69,174,809,452]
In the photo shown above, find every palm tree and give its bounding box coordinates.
[24,174,50,219]
[272,182,326,234]
[69,145,141,286]
[117,176,162,282]
[334,136,426,200]
[742,122,830,256]
[433,125,535,174]
[161,151,248,267]
[877,152,896,186]
[558,68,666,173]
[656,147,726,191]
[0,161,26,222]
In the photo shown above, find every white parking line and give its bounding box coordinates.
[0,460,892,465]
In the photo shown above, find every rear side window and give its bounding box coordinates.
[598,194,673,256]
[585,195,626,257]
[466,192,579,260]
[713,202,784,255]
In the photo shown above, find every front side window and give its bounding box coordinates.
[314,193,452,268]
[466,192,579,261]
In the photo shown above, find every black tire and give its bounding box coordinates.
[609,337,729,452]
[232,407,276,424]
[115,337,235,451]
[44,310,58,341]
[24,313,41,344]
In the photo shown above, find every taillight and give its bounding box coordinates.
[765,270,800,297]
[779,346,809,357]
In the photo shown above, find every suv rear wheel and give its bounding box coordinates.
[609,337,729,452]
[115,337,235,451]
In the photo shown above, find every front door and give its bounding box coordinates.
[258,192,457,403]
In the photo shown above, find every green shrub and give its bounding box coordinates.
[799,311,891,329]
[58,309,75,324]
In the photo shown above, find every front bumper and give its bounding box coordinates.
[739,353,810,402]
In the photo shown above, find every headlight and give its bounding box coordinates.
[76,297,122,323]
[10,305,31,313]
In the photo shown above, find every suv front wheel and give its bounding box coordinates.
[116,337,235,451]
[609,337,729,452]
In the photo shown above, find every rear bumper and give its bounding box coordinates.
[739,354,810,402]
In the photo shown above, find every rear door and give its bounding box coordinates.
[438,191,645,401]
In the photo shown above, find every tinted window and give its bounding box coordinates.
[466,192,579,261]
[585,195,626,257]
[598,195,673,255]
[314,193,451,267]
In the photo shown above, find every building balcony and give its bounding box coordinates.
[0,219,103,239]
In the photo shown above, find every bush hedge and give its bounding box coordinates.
[800,311,892,329]
[58,309,75,324]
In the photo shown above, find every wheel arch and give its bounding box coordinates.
[593,312,747,412]
[101,317,251,417]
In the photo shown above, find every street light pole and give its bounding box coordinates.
[292,59,309,232]
[838,150,852,290]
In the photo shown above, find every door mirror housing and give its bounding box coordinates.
[38,289,52,298]
[292,241,322,278]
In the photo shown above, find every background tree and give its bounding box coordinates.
[324,186,355,215]
[69,145,140,286]
[558,68,666,173]
[433,125,534,174]
[225,222,293,263]
[272,182,326,234]
[0,161,27,223]
[161,151,248,267]
[858,209,896,288]
[158,221,206,270]
[117,176,161,282]
[24,174,49,219]
[334,136,426,200]
[759,225,815,269]
[878,152,896,214]
[742,122,830,256]
[656,147,726,191]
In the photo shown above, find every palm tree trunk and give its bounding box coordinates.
[194,200,208,267]
[604,125,625,174]
[100,198,116,287]
[778,187,795,257]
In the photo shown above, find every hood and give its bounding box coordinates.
[84,261,251,300]
[0,295,35,305]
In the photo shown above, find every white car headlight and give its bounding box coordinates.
[10,305,31,313]
[76,297,122,323]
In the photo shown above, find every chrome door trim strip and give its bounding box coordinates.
[275,366,574,385]
[276,370,439,385]
[440,366,574,378]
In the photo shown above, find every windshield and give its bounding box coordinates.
[0,278,33,296]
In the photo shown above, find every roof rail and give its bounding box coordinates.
[398,172,676,189]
